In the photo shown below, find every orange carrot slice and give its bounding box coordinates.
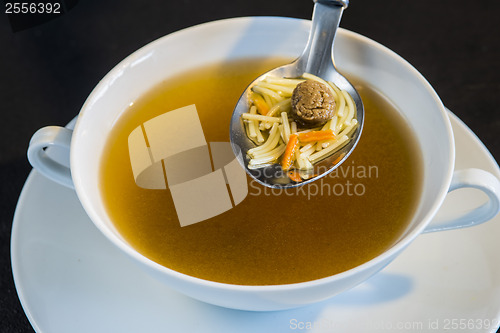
[298,129,336,143]
[332,152,346,165]
[252,93,270,115]
[281,133,299,170]
[288,170,302,182]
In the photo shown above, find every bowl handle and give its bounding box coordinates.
[423,168,500,233]
[27,126,74,189]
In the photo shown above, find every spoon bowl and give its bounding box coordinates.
[230,0,364,188]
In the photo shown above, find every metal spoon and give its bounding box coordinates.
[230,0,364,188]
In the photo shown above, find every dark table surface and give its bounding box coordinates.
[1,0,499,332]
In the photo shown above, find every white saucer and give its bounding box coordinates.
[12,111,500,333]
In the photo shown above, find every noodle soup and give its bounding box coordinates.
[100,58,422,285]
[241,74,359,178]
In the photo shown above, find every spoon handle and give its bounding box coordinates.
[316,0,348,8]
[297,0,347,78]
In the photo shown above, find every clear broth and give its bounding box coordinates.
[100,58,422,285]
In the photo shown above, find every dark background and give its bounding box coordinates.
[1,0,499,332]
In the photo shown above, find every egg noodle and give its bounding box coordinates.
[241,73,358,180]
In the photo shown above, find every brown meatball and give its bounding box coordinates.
[291,79,336,127]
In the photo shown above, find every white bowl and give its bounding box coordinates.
[28,17,500,311]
